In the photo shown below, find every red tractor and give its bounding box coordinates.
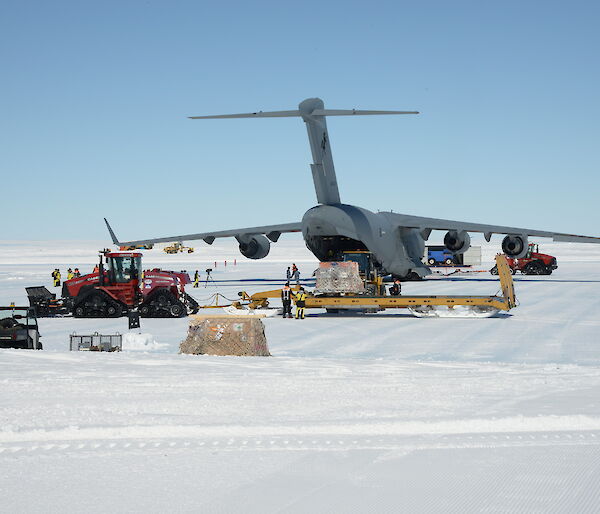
[29,251,199,318]
[490,243,557,276]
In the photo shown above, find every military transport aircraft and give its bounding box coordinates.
[105,97,600,279]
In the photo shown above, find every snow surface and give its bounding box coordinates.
[1,239,600,513]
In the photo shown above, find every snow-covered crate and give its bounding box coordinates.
[70,332,122,352]
[314,261,365,294]
[180,315,270,357]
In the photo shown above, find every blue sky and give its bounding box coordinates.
[1,0,599,241]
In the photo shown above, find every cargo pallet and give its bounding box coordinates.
[235,255,516,318]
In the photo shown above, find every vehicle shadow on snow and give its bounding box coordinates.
[311,312,415,318]
[431,277,600,284]
[308,312,513,319]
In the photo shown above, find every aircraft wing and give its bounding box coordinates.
[385,213,600,243]
[104,218,302,246]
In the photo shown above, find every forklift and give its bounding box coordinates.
[341,250,386,295]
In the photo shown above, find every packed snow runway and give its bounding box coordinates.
[1,239,600,512]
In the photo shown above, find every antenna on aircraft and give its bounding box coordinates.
[189,98,419,205]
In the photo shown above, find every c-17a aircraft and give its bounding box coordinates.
[105,97,600,279]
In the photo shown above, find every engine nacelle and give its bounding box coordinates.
[502,234,528,258]
[237,234,270,259]
[443,230,471,254]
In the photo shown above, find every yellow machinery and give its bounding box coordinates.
[230,255,516,318]
[341,250,385,295]
[236,286,302,310]
[163,242,195,254]
[119,244,154,251]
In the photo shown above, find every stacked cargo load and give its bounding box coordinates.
[180,315,270,356]
[314,261,365,294]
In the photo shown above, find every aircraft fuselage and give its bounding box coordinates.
[302,204,428,278]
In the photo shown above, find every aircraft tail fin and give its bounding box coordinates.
[104,218,120,245]
[189,98,418,205]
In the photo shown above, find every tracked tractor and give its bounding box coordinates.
[28,251,199,318]
[490,243,557,276]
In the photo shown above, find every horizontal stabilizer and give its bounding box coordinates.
[189,108,419,120]
[312,109,419,116]
[189,97,419,206]
[189,110,301,119]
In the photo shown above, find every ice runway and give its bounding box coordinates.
[1,239,599,512]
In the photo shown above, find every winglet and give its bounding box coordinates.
[104,218,120,245]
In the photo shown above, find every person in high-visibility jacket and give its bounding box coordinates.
[389,278,401,296]
[294,287,307,319]
[52,269,61,287]
[193,270,200,288]
[281,283,293,318]
[67,268,74,280]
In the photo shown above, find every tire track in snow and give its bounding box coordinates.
[0,430,600,460]
[0,430,599,459]
[2,415,600,445]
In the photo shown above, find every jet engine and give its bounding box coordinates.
[443,230,471,254]
[237,234,271,259]
[502,234,528,258]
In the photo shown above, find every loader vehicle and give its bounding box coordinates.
[163,242,194,254]
[119,244,154,251]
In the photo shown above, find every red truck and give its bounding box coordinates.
[28,250,199,318]
[490,243,557,276]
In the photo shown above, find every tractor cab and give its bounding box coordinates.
[525,243,539,258]
[102,252,142,286]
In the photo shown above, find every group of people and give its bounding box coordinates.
[279,263,404,319]
[51,267,83,287]
[285,263,301,285]
[281,264,306,318]
[280,283,306,319]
